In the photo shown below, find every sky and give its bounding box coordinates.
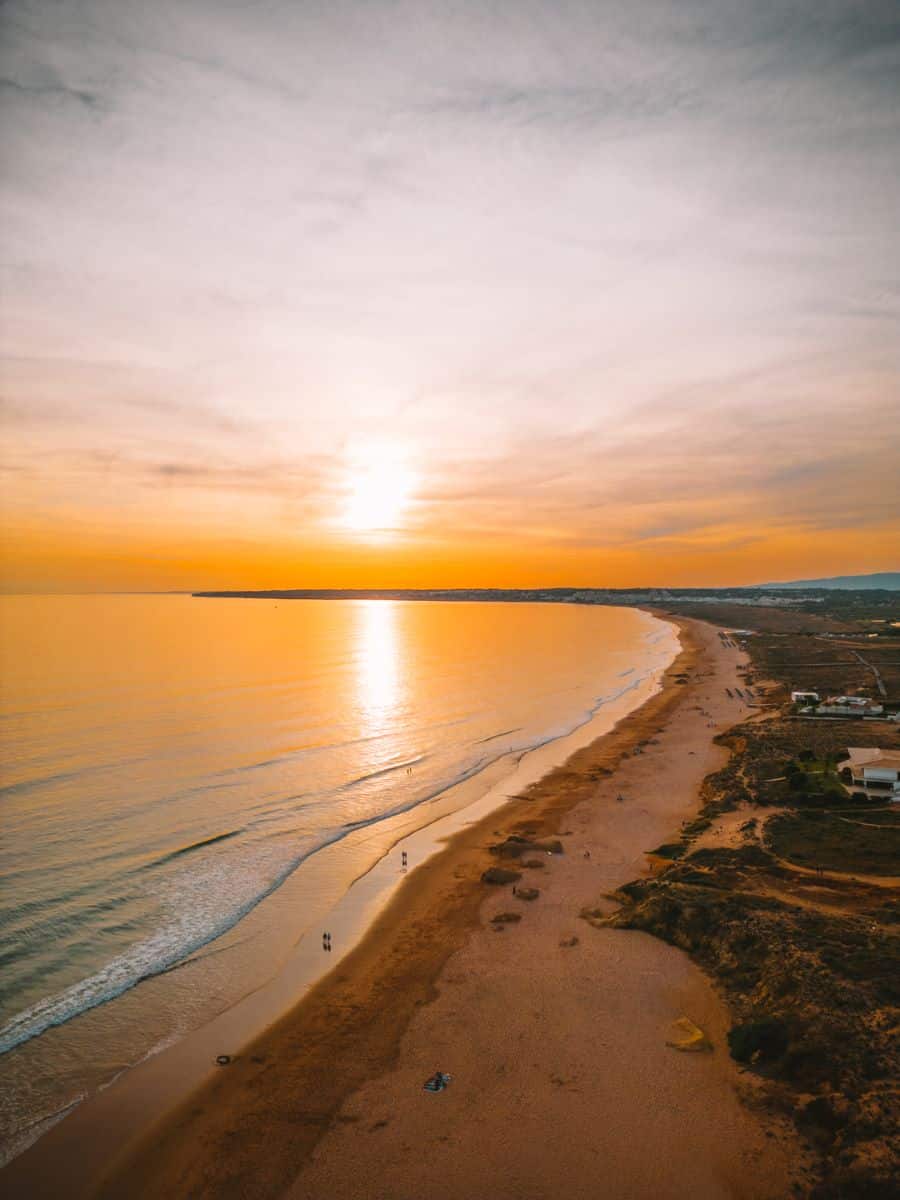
[1,0,899,591]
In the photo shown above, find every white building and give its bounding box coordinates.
[818,695,884,718]
[791,690,820,704]
[841,748,900,800]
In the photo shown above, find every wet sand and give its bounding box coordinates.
[85,614,805,1200]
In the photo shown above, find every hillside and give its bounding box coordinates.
[762,573,900,591]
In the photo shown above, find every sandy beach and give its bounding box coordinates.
[76,614,805,1200]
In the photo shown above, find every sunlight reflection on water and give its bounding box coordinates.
[356,600,401,732]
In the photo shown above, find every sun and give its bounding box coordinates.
[340,442,416,534]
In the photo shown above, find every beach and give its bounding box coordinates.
[75,614,804,1200]
[0,595,674,1171]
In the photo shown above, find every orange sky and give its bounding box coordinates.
[4,515,898,594]
[2,2,898,592]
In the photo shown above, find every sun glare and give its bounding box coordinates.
[341,443,416,534]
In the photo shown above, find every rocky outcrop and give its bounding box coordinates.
[480,866,522,885]
[490,911,522,924]
[490,836,563,859]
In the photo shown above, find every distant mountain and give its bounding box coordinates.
[761,572,900,591]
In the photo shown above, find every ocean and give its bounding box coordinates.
[0,594,677,1162]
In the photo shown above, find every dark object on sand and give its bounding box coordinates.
[514,887,540,901]
[490,836,563,859]
[481,866,522,885]
[423,1071,452,1093]
[216,1055,232,1066]
[491,911,522,924]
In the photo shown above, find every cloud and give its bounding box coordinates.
[1,1,898,584]
[0,76,99,108]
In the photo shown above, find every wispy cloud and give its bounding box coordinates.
[1,0,898,585]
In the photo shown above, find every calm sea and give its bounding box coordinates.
[0,595,676,1161]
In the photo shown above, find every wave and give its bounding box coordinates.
[0,649,669,1060]
[209,719,464,784]
[0,738,493,1058]
[338,754,429,791]
[0,830,341,1057]
[0,748,496,1058]
[135,828,244,872]
[0,1090,87,1170]
[475,727,522,745]
[0,752,151,803]
[0,766,95,800]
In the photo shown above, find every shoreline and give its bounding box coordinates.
[91,612,803,1200]
[0,609,678,1198]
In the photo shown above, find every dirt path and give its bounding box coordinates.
[766,852,900,890]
